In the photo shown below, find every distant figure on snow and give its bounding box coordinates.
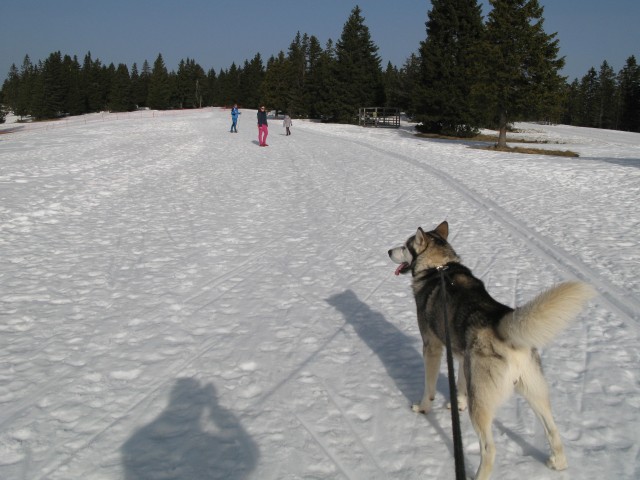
[230,104,240,133]
[283,114,292,136]
[257,106,268,146]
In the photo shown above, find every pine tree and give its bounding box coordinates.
[2,64,20,114]
[479,0,565,146]
[63,55,85,116]
[109,63,133,112]
[175,58,206,108]
[285,32,307,116]
[618,55,640,132]
[303,35,325,118]
[238,53,264,108]
[398,54,421,115]
[204,68,218,106]
[261,52,289,114]
[595,61,617,129]
[575,68,599,127]
[218,62,241,106]
[16,56,35,118]
[81,52,110,113]
[147,54,171,110]
[32,51,66,119]
[333,6,384,123]
[414,0,485,136]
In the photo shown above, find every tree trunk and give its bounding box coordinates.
[497,110,508,148]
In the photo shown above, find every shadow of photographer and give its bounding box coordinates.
[122,378,259,480]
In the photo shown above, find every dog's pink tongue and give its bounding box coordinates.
[394,263,408,276]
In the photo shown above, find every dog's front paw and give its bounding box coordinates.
[547,454,568,471]
[446,395,468,411]
[412,402,432,414]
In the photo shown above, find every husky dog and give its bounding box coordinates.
[388,221,595,480]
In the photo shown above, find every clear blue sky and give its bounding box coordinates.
[1,0,638,83]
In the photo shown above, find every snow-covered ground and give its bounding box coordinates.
[1,108,638,479]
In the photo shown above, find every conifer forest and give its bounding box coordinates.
[1,3,638,134]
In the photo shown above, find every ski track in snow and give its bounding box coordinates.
[0,109,639,479]
[342,135,640,326]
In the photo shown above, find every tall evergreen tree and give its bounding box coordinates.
[147,54,171,110]
[618,55,640,132]
[397,54,421,115]
[31,51,66,119]
[285,32,308,116]
[16,56,35,118]
[204,68,218,106]
[303,35,325,118]
[219,62,241,105]
[2,64,21,114]
[574,68,599,127]
[261,52,289,114]
[238,53,264,108]
[175,58,206,108]
[333,6,384,123]
[63,55,84,116]
[137,60,152,108]
[414,0,485,136]
[109,63,134,112]
[479,0,565,147]
[594,61,617,129]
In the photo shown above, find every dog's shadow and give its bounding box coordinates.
[326,290,448,403]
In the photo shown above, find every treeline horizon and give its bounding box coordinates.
[1,2,639,135]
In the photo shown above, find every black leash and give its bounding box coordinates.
[438,265,466,480]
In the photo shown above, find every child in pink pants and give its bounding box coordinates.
[257,106,269,146]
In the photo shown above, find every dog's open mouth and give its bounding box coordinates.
[394,262,411,275]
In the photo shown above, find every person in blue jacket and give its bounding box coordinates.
[230,104,240,133]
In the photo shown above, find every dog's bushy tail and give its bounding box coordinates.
[498,281,596,349]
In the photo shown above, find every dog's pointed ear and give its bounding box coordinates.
[435,221,449,240]
[416,227,427,246]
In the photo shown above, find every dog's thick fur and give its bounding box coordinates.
[388,221,595,480]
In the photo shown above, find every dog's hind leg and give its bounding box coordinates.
[469,401,497,480]
[516,353,568,471]
[412,340,442,413]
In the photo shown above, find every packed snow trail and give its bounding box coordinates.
[0,109,638,479]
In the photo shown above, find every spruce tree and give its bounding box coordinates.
[303,35,325,118]
[147,54,171,110]
[395,54,421,116]
[595,61,617,129]
[109,63,133,112]
[261,52,289,114]
[333,6,384,123]
[204,68,218,106]
[17,56,34,118]
[64,55,85,116]
[480,0,565,147]
[576,68,599,127]
[285,32,307,116]
[234,53,264,108]
[414,0,485,136]
[618,55,640,132]
[2,64,20,114]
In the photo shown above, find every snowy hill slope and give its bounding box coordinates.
[1,109,639,479]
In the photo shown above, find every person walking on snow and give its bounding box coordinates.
[230,104,240,133]
[257,106,268,146]
[283,114,292,136]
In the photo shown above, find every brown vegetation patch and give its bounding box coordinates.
[483,145,579,157]
[415,132,579,157]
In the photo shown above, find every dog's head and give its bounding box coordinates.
[388,221,459,276]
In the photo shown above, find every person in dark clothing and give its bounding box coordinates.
[257,106,268,146]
